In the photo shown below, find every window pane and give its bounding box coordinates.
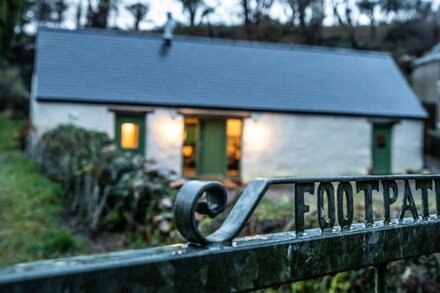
[226,119,242,176]
[121,123,139,149]
[376,134,386,149]
[183,118,198,176]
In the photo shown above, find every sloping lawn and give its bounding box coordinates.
[0,115,84,266]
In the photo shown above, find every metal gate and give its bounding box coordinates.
[1,174,440,292]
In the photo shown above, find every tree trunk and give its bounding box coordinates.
[189,10,196,26]
[298,3,307,43]
[75,1,82,28]
[370,20,376,41]
[332,1,359,49]
[134,18,140,31]
[241,0,253,40]
[90,0,110,28]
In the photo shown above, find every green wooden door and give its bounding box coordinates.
[115,115,145,155]
[372,125,392,174]
[197,119,227,177]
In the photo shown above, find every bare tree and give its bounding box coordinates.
[254,0,274,24]
[75,0,83,28]
[200,6,214,24]
[283,0,324,44]
[412,0,434,20]
[332,0,359,48]
[241,0,252,38]
[285,0,297,24]
[22,0,69,27]
[308,0,324,43]
[200,6,215,36]
[240,0,274,39]
[86,0,117,28]
[34,0,54,24]
[297,0,310,41]
[54,0,66,26]
[179,0,204,26]
[126,2,149,31]
[378,0,408,20]
[358,0,379,40]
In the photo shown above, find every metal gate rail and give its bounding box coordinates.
[1,174,440,292]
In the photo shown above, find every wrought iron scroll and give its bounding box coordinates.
[174,174,440,246]
[174,179,268,244]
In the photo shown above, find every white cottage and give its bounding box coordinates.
[31,27,427,182]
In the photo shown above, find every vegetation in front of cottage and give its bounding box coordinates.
[0,115,83,266]
[32,124,180,246]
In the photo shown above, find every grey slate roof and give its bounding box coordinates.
[413,43,440,67]
[35,27,427,119]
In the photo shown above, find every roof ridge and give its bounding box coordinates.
[38,26,391,60]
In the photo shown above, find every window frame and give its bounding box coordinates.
[115,113,146,156]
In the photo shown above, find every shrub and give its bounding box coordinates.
[34,124,114,190]
[33,124,179,245]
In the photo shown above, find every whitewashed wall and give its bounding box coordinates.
[32,101,424,182]
[411,62,440,121]
[241,113,424,182]
[241,114,371,182]
[392,119,424,173]
[31,100,114,137]
[146,108,183,176]
[31,101,183,176]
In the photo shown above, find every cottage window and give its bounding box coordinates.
[183,118,198,176]
[114,114,145,155]
[121,123,139,149]
[226,119,242,177]
[376,134,386,148]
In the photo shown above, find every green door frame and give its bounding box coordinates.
[372,123,392,174]
[196,118,227,177]
[114,114,146,156]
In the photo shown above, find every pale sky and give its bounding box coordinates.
[59,0,440,31]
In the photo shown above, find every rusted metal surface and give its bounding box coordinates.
[1,174,440,292]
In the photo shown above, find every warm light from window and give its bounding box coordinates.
[227,119,242,176]
[164,120,182,140]
[227,119,242,137]
[247,122,263,144]
[121,123,139,149]
[182,145,194,157]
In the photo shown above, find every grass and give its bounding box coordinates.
[0,114,84,266]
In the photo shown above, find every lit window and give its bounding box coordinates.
[121,123,139,149]
[227,119,242,137]
[183,118,198,177]
[227,119,242,176]
[182,145,194,157]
